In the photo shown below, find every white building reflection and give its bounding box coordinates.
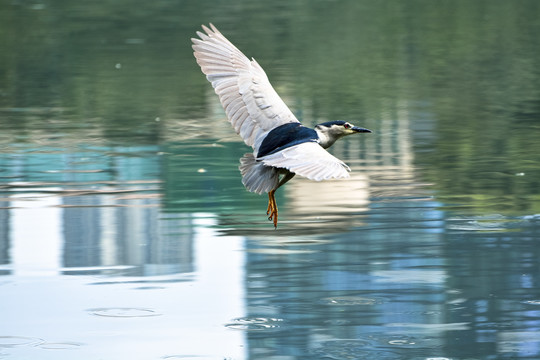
[0,145,196,277]
[61,193,195,276]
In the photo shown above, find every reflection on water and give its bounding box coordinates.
[2,0,540,359]
[3,139,539,359]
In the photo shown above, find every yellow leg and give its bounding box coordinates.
[265,171,295,229]
[266,190,274,215]
[266,190,278,228]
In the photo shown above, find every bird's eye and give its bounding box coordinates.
[344,123,351,129]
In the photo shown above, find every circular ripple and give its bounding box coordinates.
[38,342,84,350]
[134,286,166,290]
[0,336,44,348]
[88,307,161,318]
[311,339,400,360]
[320,296,387,306]
[225,317,283,331]
[387,336,417,347]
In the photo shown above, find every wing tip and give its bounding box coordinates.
[209,23,219,33]
[201,24,211,34]
[200,23,220,36]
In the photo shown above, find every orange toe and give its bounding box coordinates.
[267,190,278,228]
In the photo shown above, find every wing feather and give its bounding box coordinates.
[259,142,351,181]
[192,24,300,151]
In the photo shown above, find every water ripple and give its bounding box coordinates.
[387,336,417,347]
[320,296,387,306]
[224,317,283,331]
[0,336,44,348]
[311,339,401,360]
[522,300,540,305]
[87,307,162,318]
[37,342,84,350]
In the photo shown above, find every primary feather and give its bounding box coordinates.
[192,24,300,152]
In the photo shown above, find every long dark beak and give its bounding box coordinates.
[352,126,372,133]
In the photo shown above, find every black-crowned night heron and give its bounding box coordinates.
[192,24,371,228]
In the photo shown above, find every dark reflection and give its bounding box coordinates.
[444,223,540,359]
[242,200,446,359]
[241,207,540,360]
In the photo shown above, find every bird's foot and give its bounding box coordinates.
[267,190,278,229]
[266,200,273,217]
[267,208,278,229]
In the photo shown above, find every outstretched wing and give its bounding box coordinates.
[192,24,300,151]
[259,142,351,181]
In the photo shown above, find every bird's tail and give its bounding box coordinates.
[239,153,279,194]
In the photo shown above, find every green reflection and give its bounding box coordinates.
[1,0,539,213]
[161,140,271,216]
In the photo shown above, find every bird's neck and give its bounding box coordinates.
[315,128,339,149]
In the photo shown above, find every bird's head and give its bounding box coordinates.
[315,120,371,148]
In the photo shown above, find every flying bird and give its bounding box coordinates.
[192,24,371,228]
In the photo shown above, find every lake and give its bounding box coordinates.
[1,1,540,359]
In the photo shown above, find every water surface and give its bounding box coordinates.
[1,1,540,359]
